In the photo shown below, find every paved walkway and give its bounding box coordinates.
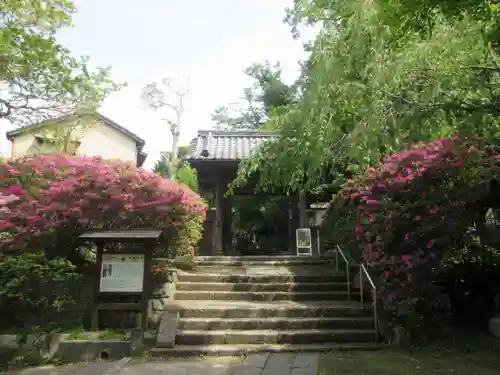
[0,353,319,375]
[232,353,318,375]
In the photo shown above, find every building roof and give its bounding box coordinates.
[79,229,162,241]
[6,112,148,167]
[186,130,275,161]
[6,112,145,147]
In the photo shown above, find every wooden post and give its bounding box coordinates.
[141,246,153,331]
[289,195,300,253]
[213,177,224,255]
[90,242,104,331]
[222,195,232,255]
[299,192,308,228]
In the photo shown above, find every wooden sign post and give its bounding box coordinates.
[79,229,162,331]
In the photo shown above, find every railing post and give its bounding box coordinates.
[335,248,339,273]
[360,265,364,308]
[346,263,350,301]
[373,288,378,342]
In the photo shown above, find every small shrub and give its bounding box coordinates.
[0,251,82,331]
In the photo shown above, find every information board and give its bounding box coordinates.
[296,228,313,256]
[99,254,145,292]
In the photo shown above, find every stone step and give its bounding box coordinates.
[174,328,376,346]
[195,256,332,266]
[173,300,373,319]
[174,290,356,301]
[193,264,338,275]
[178,316,375,331]
[177,273,347,284]
[150,342,386,357]
[175,281,349,292]
[196,255,328,262]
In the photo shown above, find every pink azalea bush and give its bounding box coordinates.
[0,154,206,256]
[337,138,500,330]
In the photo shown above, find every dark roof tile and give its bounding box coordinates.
[186,130,275,161]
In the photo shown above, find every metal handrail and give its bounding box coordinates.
[334,245,351,300]
[359,263,379,342]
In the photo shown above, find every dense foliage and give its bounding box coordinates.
[0,251,81,331]
[212,0,500,336]
[333,139,500,333]
[232,0,500,194]
[0,154,206,331]
[153,147,199,193]
[0,154,206,257]
[1,0,121,125]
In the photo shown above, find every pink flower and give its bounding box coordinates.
[0,220,14,229]
[7,185,24,196]
[0,194,19,206]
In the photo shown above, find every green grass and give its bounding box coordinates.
[318,334,500,375]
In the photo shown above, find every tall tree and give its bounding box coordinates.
[232,0,499,194]
[153,152,171,178]
[142,77,190,180]
[153,146,199,192]
[212,61,296,130]
[0,0,121,126]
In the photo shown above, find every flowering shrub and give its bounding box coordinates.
[0,154,206,256]
[337,138,500,331]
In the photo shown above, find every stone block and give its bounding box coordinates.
[55,340,130,362]
[156,305,180,348]
[129,328,143,355]
[0,333,65,360]
[489,315,500,339]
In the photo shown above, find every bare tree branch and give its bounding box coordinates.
[141,76,190,179]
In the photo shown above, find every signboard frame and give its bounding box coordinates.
[99,253,145,293]
[296,227,313,256]
[79,229,162,332]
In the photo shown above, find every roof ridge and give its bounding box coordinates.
[6,112,145,146]
[186,129,275,161]
[197,129,276,137]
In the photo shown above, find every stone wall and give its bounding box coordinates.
[149,269,177,328]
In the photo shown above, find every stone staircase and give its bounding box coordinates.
[151,255,378,356]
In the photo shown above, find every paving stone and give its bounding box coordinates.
[230,368,263,375]
[292,353,319,369]
[121,357,237,375]
[290,370,315,375]
[73,362,116,375]
[240,354,269,368]
[0,363,93,375]
[261,353,295,375]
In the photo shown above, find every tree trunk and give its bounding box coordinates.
[169,98,183,180]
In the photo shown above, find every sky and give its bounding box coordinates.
[1,0,314,169]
